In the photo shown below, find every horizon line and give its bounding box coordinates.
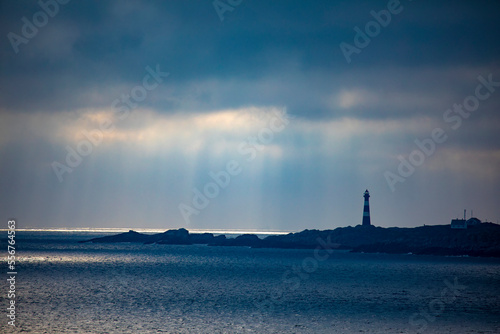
[0,227,295,235]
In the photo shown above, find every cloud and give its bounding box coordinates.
[425,147,500,180]
[1,0,500,229]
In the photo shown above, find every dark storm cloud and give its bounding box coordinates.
[1,0,499,116]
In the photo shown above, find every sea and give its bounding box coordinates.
[1,230,500,333]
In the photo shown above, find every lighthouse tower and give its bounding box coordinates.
[362,189,371,226]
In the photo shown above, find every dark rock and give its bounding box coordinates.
[208,235,227,246]
[209,234,262,247]
[154,228,191,245]
[79,230,151,243]
[78,223,500,258]
[190,233,216,244]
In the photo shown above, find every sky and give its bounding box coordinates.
[1,0,499,231]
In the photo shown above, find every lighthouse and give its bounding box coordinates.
[362,189,371,226]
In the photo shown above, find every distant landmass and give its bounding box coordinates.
[80,223,500,258]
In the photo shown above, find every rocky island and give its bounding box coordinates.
[80,223,500,258]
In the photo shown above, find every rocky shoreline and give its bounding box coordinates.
[80,223,500,258]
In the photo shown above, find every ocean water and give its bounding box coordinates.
[2,231,500,333]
